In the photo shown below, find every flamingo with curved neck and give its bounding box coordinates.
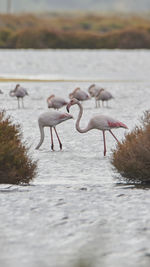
[66,98,128,156]
[36,111,73,150]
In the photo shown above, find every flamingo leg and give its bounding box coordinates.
[102,130,106,156]
[95,98,97,108]
[109,129,119,143]
[17,97,20,109]
[50,127,54,151]
[22,98,24,108]
[53,127,62,150]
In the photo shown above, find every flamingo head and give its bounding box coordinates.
[66,98,79,112]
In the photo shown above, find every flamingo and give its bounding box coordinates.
[35,111,73,150]
[9,84,28,108]
[69,87,90,102]
[66,98,128,156]
[88,84,105,107]
[47,94,68,110]
[88,84,101,98]
[95,88,114,108]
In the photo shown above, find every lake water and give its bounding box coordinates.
[0,49,150,267]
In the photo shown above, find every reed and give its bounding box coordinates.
[0,111,37,184]
[112,111,150,183]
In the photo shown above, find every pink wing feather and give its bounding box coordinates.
[108,121,128,129]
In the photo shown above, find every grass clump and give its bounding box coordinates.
[112,111,150,183]
[0,111,37,184]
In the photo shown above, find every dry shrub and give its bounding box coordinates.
[112,111,150,183]
[0,111,37,184]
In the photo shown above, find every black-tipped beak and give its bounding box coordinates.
[66,104,70,113]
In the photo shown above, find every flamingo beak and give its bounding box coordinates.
[66,103,71,113]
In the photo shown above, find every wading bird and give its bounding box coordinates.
[9,84,28,108]
[66,98,128,156]
[47,94,68,110]
[95,88,114,108]
[88,84,101,98]
[35,111,73,150]
[88,84,105,107]
[69,87,90,102]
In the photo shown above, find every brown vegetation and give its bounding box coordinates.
[0,111,37,184]
[0,13,150,48]
[112,111,150,183]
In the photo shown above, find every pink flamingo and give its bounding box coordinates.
[47,94,68,110]
[69,87,90,102]
[36,111,73,150]
[95,88,114,108]
[9,84,28,108]
[66,98,128,156]
[88,84,101,97]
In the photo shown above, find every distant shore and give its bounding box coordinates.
[0,13,150,49]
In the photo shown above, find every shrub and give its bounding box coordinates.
[0,111,37,184]
[112,111,150,183]
[0,28,12,48]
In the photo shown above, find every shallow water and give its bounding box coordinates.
[0,49,150,267]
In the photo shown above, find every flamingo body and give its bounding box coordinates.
[69,88,90,102]
[89,115,127,131]
[36,111,73,150]
[47,95,68,110]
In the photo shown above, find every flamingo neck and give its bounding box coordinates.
[36,123,45,149]
[76,102,90,133]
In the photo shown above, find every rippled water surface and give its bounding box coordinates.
[0,49,150,267]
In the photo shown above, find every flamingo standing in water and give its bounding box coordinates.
[47,94,68,110]
[95,88,114,108]
[66,98,128,156]
[35,111,73,150]
[88,84,105,107]
[9,84,28,108]
[69,88,90,102]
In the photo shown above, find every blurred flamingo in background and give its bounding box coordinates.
[88,84,101,98]
[95,88,114,108]
[36,111,73,150]
[88,84,113,108]
[9,84,28,108]
[69,87,90,102]
[47,94,68,110]
[67,98,128,156]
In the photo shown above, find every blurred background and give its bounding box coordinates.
[1,0,150,13]
[0,0,150,49]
